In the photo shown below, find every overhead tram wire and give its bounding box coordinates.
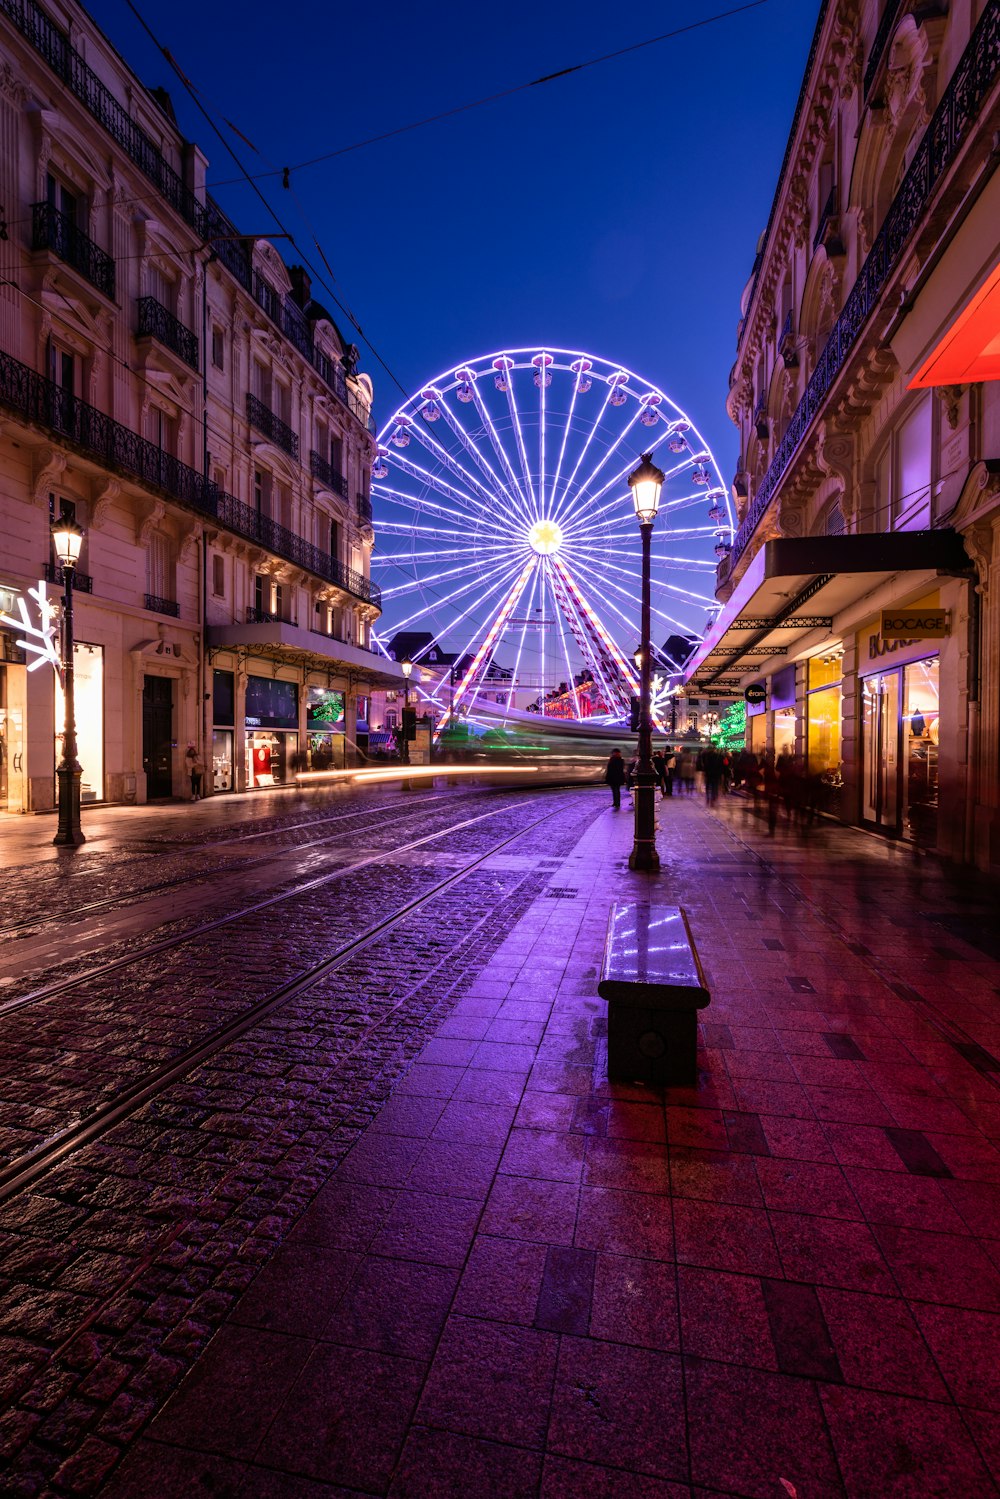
[120,0,411,403]
[198,0,772,189]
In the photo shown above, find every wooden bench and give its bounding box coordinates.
[598,903,710,1087]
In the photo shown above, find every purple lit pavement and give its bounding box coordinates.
[105,793,1000,1498]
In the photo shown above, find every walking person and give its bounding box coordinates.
[677,749,697,796]
[652,749,669,799]
[604,748,627,810]
[184,743,205,802]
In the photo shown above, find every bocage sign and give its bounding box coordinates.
[879,609,948,641]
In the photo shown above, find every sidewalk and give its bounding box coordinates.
[105,793,1000,1498]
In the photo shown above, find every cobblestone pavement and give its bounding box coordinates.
[3,788,1000,1497]
[0,786,600,1496]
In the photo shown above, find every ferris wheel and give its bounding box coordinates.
[370,348,734,724]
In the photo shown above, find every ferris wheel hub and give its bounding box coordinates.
[527,518,564,556]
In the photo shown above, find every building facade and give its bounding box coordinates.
[0,0,402,814]
[685,0,1000,870]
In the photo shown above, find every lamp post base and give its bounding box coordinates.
[53,764,86,847]
[629,773,660,872]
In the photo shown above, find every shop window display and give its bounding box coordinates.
[903,657,939,844]
[54,642,103,801]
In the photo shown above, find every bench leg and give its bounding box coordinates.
[607,1005,699,1087]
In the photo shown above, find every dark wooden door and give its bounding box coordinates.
[142,675,173,798]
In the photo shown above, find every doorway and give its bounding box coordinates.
[861,657,939,841]
[142,675,173,798]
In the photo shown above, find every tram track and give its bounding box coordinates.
[0,793,564,1205]
[0,789,463,938]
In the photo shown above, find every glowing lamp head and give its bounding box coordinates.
[51,514,85,567]
[633,644,644,669]
[400,656,413,680]
[528,518,563,556]
[628,452,665,525]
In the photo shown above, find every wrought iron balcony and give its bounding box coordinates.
[246,392,299,460]
[144,593,180,617]
[309,450,349,497]
[253,272,282,325]
[1,0,381,421]
[728,0,1000,574]
[357,492,373,524]
[246,605,280,624]
[137,297,199,372]
[0,348,381,608]
[865,0,904,98]
[31,202,115,300]
[43,561,93,593]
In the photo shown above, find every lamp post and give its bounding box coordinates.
[626,452,664,872]
[51,514,86,847]
[400,656,412,765]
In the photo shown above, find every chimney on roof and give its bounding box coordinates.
[289,265,311,310]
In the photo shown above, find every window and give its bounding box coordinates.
[254,468,272,517]
[211,327,225,370]
[274,379,291,425]
[49,494,78,525]
[254,574,271,615]
[146,530,175,601]
[144,405,176,454]
[273,481,291,530]
[47,340,78,396]
[46,171,81,226]
[212,554,225,597]
[895,396,932,529]
[274,582,285,620]
[252,360,271,404]
[147,262,174,312]
[330,517,340,561]
[330,434,343,477]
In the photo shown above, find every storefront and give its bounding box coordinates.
[858,610,942,842]
[55,641,105,802]
[212,669,235,793]
[306,686,345,770]
[769,665,797,759]
[245,674,298,787]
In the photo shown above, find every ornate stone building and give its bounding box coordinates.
[685,0,1000,870]
[0,0,401,812]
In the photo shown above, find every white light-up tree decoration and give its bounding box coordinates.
[0,581,62,679]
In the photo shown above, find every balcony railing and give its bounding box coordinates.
[0,0,376,426]
[812,186,843,254]
[43,561,93,593]
[357,492,373,524]
[137,297,199,371]
[246,605,281,624]
[0,348,381,608]
[728,0,1000,574]
[246,392,299,460]
[31,202,115,300]
[253,272,282,325]
[144,593,180,617]
[309,450,349,497]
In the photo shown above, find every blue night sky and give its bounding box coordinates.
[89,0,817,481]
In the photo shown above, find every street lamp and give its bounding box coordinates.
[51,514,86,847]
[626,452,664,872]
[400,656,412,765]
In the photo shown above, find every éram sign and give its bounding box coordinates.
[879,609,948,641]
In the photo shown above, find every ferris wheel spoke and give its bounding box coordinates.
[549,380,616,525]
[552,403,645,531]
[436,392,522,513]
[503,560,543,724]
[387,553,526,637]
[562,546,718,606]
[374,543,513,567]
[378,455,512,535]
[379,551,523,601]
[544,564,583,718]
[400,421,519,524]
[468,382,532,517]
[448,560,536,719]
[503,375,537,512]
[567,552,695,634]
[552,556,638,710]
[373,482,502,533]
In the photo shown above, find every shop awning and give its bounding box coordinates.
[685,531,971,690]
[206,620,406,688]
